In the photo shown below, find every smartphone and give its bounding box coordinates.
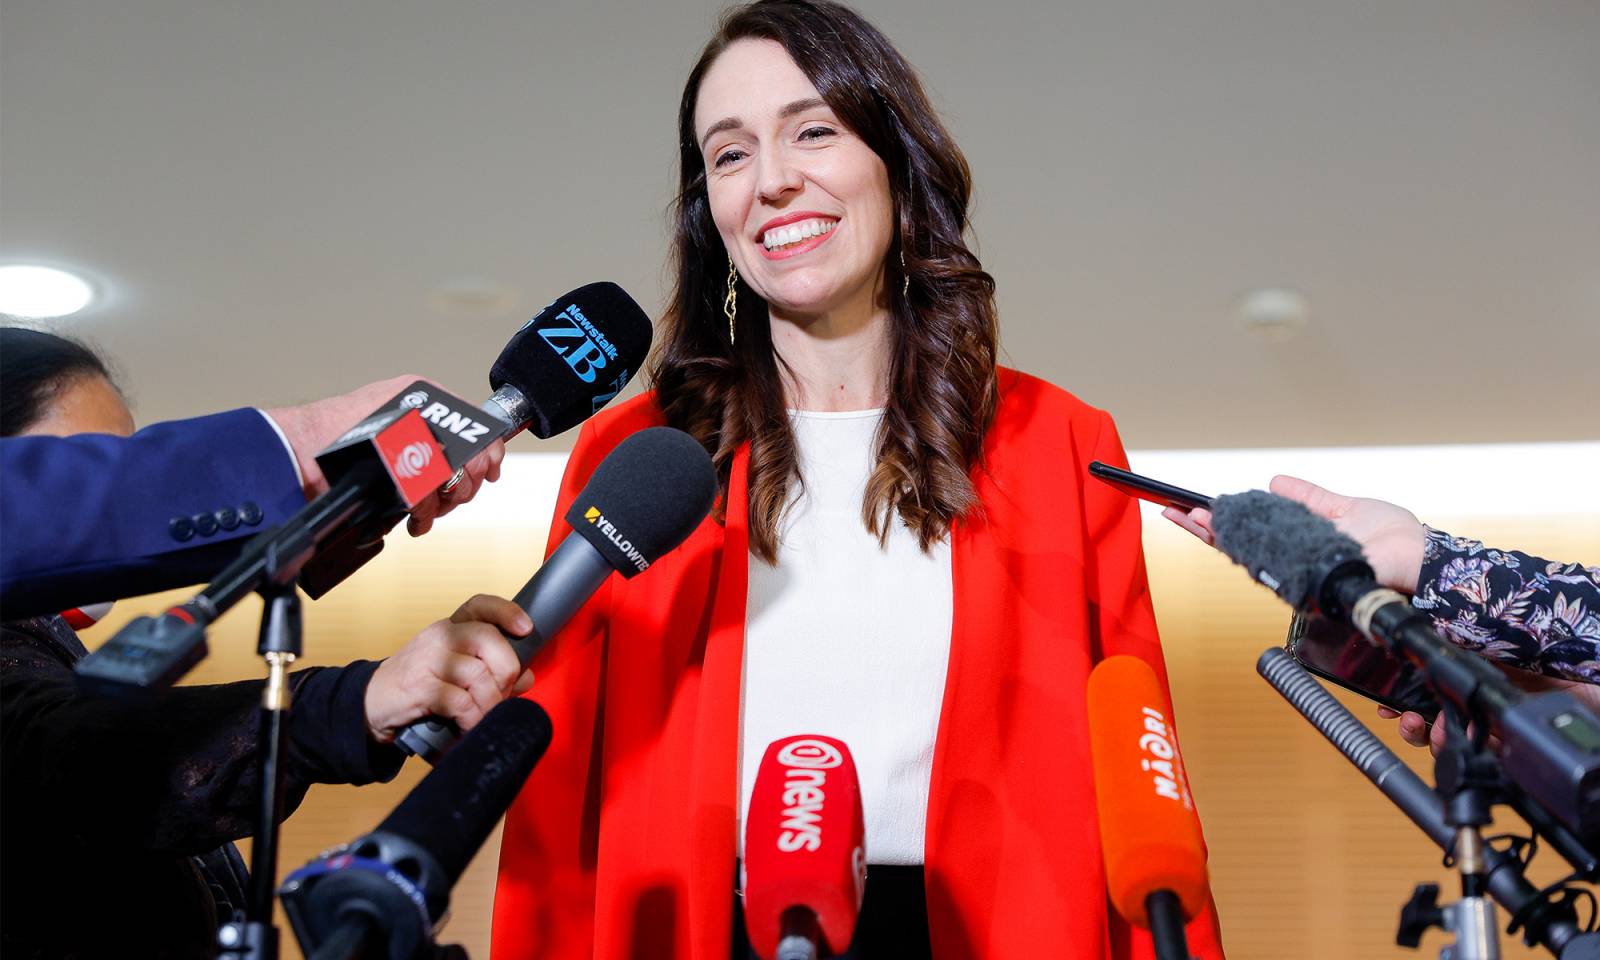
[1286,611,1441,718]
[1087,461,1214,512]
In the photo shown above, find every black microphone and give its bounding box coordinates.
[1210,491,1600,839]
[299,281,655,597]
[280,697,552,959]
[1257,649,1599,957]
[395,426,717,761]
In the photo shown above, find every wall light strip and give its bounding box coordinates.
[441,441,1599,532]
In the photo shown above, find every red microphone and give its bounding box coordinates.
[1087,655,1209,960]
[742,735,867,960]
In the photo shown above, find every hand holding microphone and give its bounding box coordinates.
[363,594,537,744]
[1087,655,1209,960]
[263,373,507,533]
[394,426,717,761]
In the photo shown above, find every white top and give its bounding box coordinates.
[738,409,954,866]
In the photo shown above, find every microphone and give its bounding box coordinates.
[279,697,553,958]
[77,283,653,692]
[1208,491,1600,839]
[1086,655,1208,960]
[394,426,716,761]
[1257,648,1600,956]
[742,736,866,960]
[299,280,655,597]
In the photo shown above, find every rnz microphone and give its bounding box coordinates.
[395,426,717,761]
[301,281,655,597]
[1087,655,1208,960]
[743,736,866,960]
[280,697,552,959]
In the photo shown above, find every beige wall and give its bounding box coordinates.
[80,511,1598,958]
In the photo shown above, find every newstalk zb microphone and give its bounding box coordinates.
[743,735,866,960]
[395,426,717,761]
[1086,655,1207,959]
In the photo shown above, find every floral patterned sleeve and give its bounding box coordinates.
[1410,526,1600,683]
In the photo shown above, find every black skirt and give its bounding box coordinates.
[732,864,931,959]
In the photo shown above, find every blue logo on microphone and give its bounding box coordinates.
[536,303,619,383]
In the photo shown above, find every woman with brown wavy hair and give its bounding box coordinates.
[493,2,1224,957]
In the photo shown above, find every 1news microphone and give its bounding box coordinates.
[1208,491,1600,839]
[299,281,655,597]
[394,426,716,761]
[279,697,552,959]
[742,736,866,960]
[1087,655,1208,960]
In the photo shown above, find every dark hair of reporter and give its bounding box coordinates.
[650,0,1000,563]
[0,326,120,437]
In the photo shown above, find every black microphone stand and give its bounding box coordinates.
[216,547,312,960]
[1258,649,1600,960]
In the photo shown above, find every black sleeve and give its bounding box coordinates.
[1,628,404,856]
[1410,526,1600,683]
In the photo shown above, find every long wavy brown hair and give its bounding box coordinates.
[650,0,999,563]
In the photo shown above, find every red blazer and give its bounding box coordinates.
[491,369,1225,958]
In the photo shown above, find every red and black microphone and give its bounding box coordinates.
[1087,655,1209,960]
[743,736,867,960]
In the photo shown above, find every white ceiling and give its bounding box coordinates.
[3,0,1597,451]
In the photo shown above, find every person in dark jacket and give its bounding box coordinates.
[0,326,533,957]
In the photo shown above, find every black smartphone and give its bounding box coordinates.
[1286,612,1441,718]
[1087,461,1214,512]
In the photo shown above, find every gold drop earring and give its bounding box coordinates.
[724,254,738,345]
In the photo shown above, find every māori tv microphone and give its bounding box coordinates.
[1208,491,1600,839]
[395,426,717,762]
[1086,655,1208,960]
[280,697,553,959]
[742,736,866,960]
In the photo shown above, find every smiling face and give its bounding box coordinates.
[693,38,894,322]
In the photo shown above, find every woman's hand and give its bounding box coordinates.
[1162,474,1427,594]
[1377,668,1600,756]
[363,594,535,743]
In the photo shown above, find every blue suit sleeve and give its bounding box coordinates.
[0,408,306,618]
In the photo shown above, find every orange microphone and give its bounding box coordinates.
[1087,655,1209,960]
[742,735,867,960]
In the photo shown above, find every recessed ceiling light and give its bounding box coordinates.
[1237,287,1310,342]
[0,264,95,319]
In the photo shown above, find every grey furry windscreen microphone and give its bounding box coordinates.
[486,281,654,438]
[1209,490,1371,610]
